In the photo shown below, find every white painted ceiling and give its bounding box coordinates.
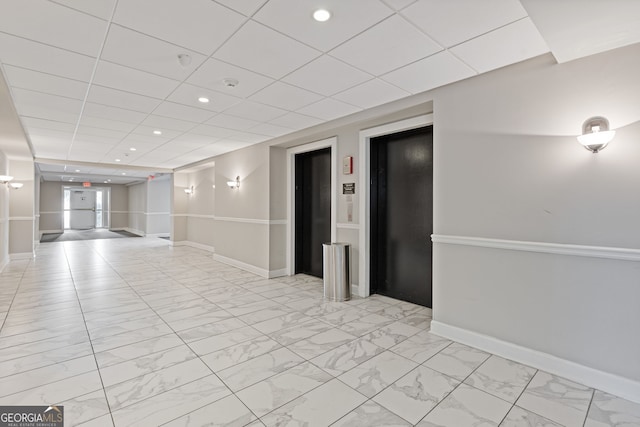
[0,0,639,182]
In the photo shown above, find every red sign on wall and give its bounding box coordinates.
[83,182,91,187]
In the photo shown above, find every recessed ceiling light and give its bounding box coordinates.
[313,9,331,22]
[198,97,210,103]
[115,159,121,162]
[107,179,111,182]
[130,147,136,151]
[122,172,126,175]
[75,169,80,172]
[153,130,162,135]
[103,180,107,183]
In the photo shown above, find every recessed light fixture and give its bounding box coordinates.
[104,181,107,183]
[122,172,126,175]
[75,169,80,172]
[153,130,162,135]
[115,159,121,162]
[313,9,331,22]
[198,97,210,103]
[130,147,137,151]
[107,179,111,182]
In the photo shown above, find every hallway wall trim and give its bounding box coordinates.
[431,320,640,404]
[172,240,215,253]
[171,214,286,225]
[432,234,640,261]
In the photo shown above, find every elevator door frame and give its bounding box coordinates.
[358,114,433,298]
[286,137,337,276]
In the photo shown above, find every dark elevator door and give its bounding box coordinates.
[371,126,433,307]
[295,148,331,277]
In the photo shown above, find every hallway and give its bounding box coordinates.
[0,238,637,426]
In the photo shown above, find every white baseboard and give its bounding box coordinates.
[146,233,170,238]
[268,268,288,279]
[10,252,34,260]
[124,227,145,237]
[40,229,63,237]
[171,241,215,253]
[430,320,640,404]
[0,257,8,274]
[213,254,270,278]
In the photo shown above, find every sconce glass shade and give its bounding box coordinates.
[0,175,14,184]
[227,176,240,189]
[9,182,23,189]
[577,116,615,153]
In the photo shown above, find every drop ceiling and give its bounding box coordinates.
[0,0,639,182]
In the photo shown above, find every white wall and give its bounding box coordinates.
[146,177,171,236]
[0,150,8,270]
[8,159,34,258]
[430,45,640,401]
[127,182,147,235]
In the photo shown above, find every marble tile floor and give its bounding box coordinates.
[0,238,639,427]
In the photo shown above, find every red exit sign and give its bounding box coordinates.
[83,182,91,187]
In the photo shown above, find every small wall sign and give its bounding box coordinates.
[343,183,355,195]
[343,156,353,175]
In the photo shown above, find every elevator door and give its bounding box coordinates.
[295,148,331,277]
[371,126,433,307]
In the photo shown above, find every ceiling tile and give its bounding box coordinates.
[214,0,267,16]
[113,0,245,55]
[152,101,216,123]
[92,60,181,98]
[249,123,291,137]
[223,100,287,122]
[187,57,274,99]
[79,116,137,133]
[450,18,549,74]
[11,88,83,124]
[0,0,107,56]
[163,134,216,151]
[0,33,96,81]
[4,66,88,100]
[297,98,361,121]
[521,0,640,63]
[167,83,242,113]
[269,112,323,130]
[21,117,76,133]
[221,132,268,143]
[330,15,442,76]
[101,25,207,81]
[214,20,320,79]
[141,115,197,132]
[253,0,393,52]
[282,55,372,96]
[332,79,410,109]
[76,126,128,140]
[205,113,260,131]
[131,126,183,140]
[402,0,528,48]
[381,51,476,94]
[87,85,162,113]
[249,82,323,110]
[190,124,236,139]
[83,103,148,124]
[50,0,117,20]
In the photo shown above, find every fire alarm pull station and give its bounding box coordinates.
[343,156,353,175]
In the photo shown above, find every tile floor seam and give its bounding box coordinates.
[64,245,119,427]
[582,388,596,427]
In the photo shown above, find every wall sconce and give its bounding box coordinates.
[9,182,23,189]
[227,176,240,189]
[184,186,194,195]
[577,116,615,153]
[0,175,14,184]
